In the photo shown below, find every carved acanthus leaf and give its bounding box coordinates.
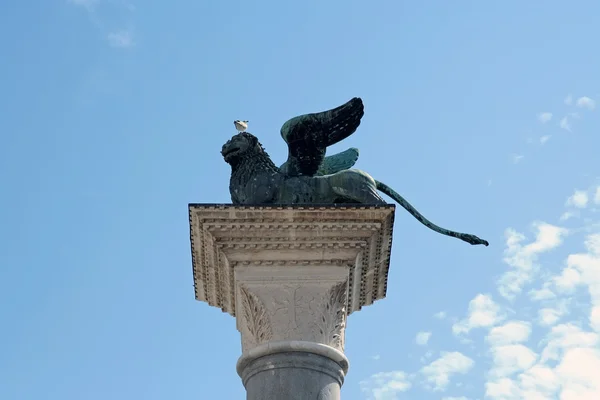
[239,285,273,346]
[314,281,347,349]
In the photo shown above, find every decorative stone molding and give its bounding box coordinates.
[189,204,396,320]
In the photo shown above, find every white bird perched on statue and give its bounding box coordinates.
[234,120,249,132]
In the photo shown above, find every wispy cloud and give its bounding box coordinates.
[540,135,551,144]
[559,116,571,132]
[537,112,553,123]
[556,96,595,133]
[364,183,600,400]
[360,371,412,399]
[486,187,600,399]
[489,344,537,379]
[107,30,135,48]
[415,331,432,346]
[453,294,505,335]
[566,190,589,209]
[421,352,474,391]
[498,223,568,299]
[576,96,596,110]
[486,321,532,346]
[434,311,447,320]
[559,210,579,222]
[511,154,524,164]
[538,303,568,326]
[420,351,434,363]
[529,284,556,301]
[67,0,136,49]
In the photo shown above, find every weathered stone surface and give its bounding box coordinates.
[235,265,349,352]
[188,204,396,398]
[188,204,396,319]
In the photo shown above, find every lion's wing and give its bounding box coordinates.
[315,148,360,176]
[279,97,364,177]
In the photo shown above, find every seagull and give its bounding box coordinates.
[234,120,249,132]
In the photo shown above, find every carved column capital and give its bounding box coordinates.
[234,265,349,353]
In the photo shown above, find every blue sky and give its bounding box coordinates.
[1,0,600,399]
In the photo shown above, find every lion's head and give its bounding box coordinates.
[221,132,260,164]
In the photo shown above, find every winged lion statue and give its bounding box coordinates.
[221,97,489,246]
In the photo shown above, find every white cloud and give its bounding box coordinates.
[415,331,432,346]
[511,154,524,164]
[538,307,565,326]
[576,96,596,110]
[372,354,381,360]
[486,321,532,346]
[453,294,504,335]
[560,116,572,132]
[420,350,434,363]
[537,112,552,123]
[590,306,600,332]
[485,377,520,399]
[372,186,600,400]
[518,364,560,398]
[566,190,589,209]
[539,135,551,144]
[421,352,474,391]
[560,210,579,221]
[489,344,537,378]
[434,311,447,319]
[528,286,555,301]
[539,323,599,363]
[564,94,573,105]
[486,340,600,399]
[586,233,600,255]
[442,397,469,400]
[498,223,568,299]
[107,30,135,48]
[69,1,136,49]
[486,321,537,380]
[360,371,412,400]
[594,187,600,205]
[554,234,600,306]
[556,347,600,400]
[554,267,582,293]
[459,188,600,400]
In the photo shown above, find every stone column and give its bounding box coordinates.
[189,204,395,399]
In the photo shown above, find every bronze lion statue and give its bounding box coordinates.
[221,127,488,246]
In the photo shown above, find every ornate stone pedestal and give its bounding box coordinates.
[189,204,395,399]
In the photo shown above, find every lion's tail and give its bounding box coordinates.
[375,180,489,246]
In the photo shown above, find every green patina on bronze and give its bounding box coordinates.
[221,97,489,246]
